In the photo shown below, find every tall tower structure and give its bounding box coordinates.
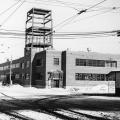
[24,8,53,86]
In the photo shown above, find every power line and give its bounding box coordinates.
[77,0,107,14]
[0,29,119,38]
[54,14,78,29]
[23,0,80,10]
[14,0,118,32]
[45,0,80,11]
[22,0,114,12]
[86,0,107,10]
[0,0,21,16]
[53,0,108,31]
[71,8,120,24]
[35,0,112,10]
[0,0,25,27]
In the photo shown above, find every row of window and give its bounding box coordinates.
[76,59,117,67]
[36,58,60,67]
[0,61,30,71]
[0,58,117,71]
[0,73,30,80]
[75,73,115,81]
[75,73,106,81]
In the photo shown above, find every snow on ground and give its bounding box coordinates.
[66,84,115,94]
[0,84,70,98]
[0,113,13,120]
[0,110,62,120]
[17,110,62,120]
[0,84,116,99]
[73,109,120,120]
[0,84,119,120]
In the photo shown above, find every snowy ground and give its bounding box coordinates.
[0,84,119,120]
[0,85,70,99]
[0,110,62,120]
[0,83,115,98]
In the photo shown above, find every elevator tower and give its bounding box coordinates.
[24,8,53,86]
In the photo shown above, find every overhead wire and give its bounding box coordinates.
[20,0,113,12]
[53,14,78,30]
[0,29,118,39]
[70,8,120,25]
[0,0,25,27]
[53,0,108,31]
[35,0,111,10]
[22,0,81,10]
[13,0,118,32]
[0,0,21,16]
[85,0,107,11]
[0,0,119,39]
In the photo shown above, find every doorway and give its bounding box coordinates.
[53,80,59,88]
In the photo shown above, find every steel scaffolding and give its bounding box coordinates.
[24,8,53,86]
[25,8,53,52]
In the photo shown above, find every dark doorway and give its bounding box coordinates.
[54,80,59,88]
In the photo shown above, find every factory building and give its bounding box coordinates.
[0,49,120,93]
[0,8,120,94]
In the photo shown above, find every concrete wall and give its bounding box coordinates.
[63,50,120,93]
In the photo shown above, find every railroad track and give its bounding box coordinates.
[0,92,112,120]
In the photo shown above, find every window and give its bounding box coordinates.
[0,75,5,78]
[0,67,4,70]
[36,59,43,66]
[111,61,117,67]
[15,74,19,79]
[54,58,59,65]
[105,61,117,67]
[26,61,30,68]
[75,73,82,80]
[4,66,9,70]
[22,73,24,79]
[75,73,106,81]
[12,64,16,69]
[76,58,116,67]
[21,63,24,69]
[97,60,105,67]
[76,59,86,66]
[16,63,20,68]
[26,74,30,79]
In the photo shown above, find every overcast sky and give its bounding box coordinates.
[0,0,120,63]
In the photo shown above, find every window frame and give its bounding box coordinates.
[53,58,59,65]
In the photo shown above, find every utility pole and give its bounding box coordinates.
[9,57,12,85]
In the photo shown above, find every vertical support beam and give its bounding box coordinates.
[9,57,12,85]
[51,11,53,48]
[29,8,34,87]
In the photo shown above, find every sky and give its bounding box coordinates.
[0,0,120,63]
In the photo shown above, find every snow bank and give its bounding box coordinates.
[66,84,115,94]
[0,85,70,98]
[0,83,115,98]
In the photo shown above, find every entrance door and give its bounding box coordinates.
[54,80,59,88]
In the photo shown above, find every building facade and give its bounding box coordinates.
[62,50,120,93]
[0,50,120,93]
